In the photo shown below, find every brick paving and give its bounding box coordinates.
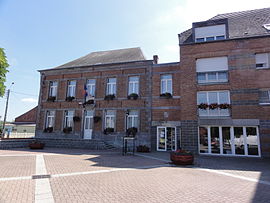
[0,148,269,203]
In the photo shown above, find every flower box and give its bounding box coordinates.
[127,93,139,100]
[66,96,75,102]
[219,103,231,109]
[170,149,194,165]
[209,103,219,110]
[43,127,53,133]
[29,141,45,149]
[104,94,115,101]
[160,92,172,99]
[198,103,208,109]
[84,99,94,105]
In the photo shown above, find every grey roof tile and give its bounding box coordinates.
[54,47,146,69]
[179,7,270,44]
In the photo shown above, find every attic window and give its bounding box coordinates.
[263,24,270,31]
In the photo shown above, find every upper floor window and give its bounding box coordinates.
[49,81,57,97]
[64,110,74,128]
[67,80,76,97]
[197,91,230,117]
[128,76,139,95]
[161,74,172,94]
[126,110,139,129]
[259,90,270,104]
[195,24,226,42]
[256,53,269,69]
[196,57,228,84]
[106,78,116,95]
[46,111,55,128]
[86,79,96,97]
[105,110,115,129]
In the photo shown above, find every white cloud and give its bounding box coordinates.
[21,98,38,103]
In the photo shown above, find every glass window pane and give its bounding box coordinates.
[161,75,172,80]
[206,37,215,41]
[198,73,206,83]
[199,127,209,153]
[208,72,217,81]
[157,128,166,150]
[210,127,220,154]
[167,80,172,94]
[216,35,225,40]
[208,92,218,103]
[196,38,204,42]
[87,79,95,84]
[218,72,228,81]
[259,90,270,103]
[219,92,229,103]
[222,127,232,154]
[108,78,116,83]
[129,76,139,82]
[161,80,166,93]
[234,127,245,155]
[197,92,207,104]
[246,127,259,156]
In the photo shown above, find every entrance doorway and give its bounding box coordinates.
[157,127,177,151]
[84,110,93,139]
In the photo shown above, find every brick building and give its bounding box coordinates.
[36,7,270,157]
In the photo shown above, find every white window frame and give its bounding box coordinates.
[197,91,230,116]
[128,76,139,95]
[161,74,172,94]
[196,35,225,42]
[86,79,96,97]
[106,78,116,95]
[67,80,76,97]
[259,90,270,105]
[105,111,115,129]
[126,110,139,129]
[49,81,57,97]
[46,111,55,128]
[197,71,228,83]
[64,110,74,128]
[255,53,269,69]
[198,126,261,157]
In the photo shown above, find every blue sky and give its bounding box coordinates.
[0,0,269,121]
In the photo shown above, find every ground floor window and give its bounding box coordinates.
[199,126,260,156]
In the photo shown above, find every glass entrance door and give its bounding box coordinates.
[157,127,177,151]
[84,110,93,139]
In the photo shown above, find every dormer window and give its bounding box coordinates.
[263,24,270,31]
[195,24,226,42]
[256,53,269,69]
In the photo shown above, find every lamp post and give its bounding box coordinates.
[2,82,14,138]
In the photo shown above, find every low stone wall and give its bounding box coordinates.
[36,138,108,150]
[0,139,35,149]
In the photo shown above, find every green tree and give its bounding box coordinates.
[0,48,9,97]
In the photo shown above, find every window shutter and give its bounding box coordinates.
[196,57,228,72]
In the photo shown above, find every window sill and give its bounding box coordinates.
[259,103,270,106]
[256,67,270,70]
[199,116,231,119]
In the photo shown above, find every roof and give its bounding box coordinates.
[179,7,270,44]
[14,106,37,124]
[54,47,146,69]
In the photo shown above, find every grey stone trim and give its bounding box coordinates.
[153,62,180,67]
[0,139,35,149]
[152,96,181,99]
[229,65,256,70]
[152,121,181,126]
[153,70,181,74]
[231,100,258,105]
[199,119,260,126]
[260,120,270,129]
[152,106,181,110]
[228,53,255,60]
[231,89,259,94]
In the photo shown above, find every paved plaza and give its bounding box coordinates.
[0,148,269,203]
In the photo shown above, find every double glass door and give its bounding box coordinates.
[84,111,94,139]
[157,127,177,151]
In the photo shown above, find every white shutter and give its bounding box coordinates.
[196,57,228,72]
[256,53,269,68]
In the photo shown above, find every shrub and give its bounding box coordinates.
[127,93,139,100]
[104,94,115,101]
[160,92,172,98]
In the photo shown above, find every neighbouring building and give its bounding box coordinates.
[36,7,270,157]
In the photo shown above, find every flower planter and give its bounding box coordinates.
[93,116,101,123]
[126,127,137,137]
[63,127,72,133]
[66,96,75,102]
[127,93,139,100]
[47,96,56,102]
[160,92,172,99]
[29,142,45,149]
[73,116,81,122]
[84,99,94,105]
[104,94,115,101]
[43,127,53,133]
[170,149,194,165]
[104,127,114,134]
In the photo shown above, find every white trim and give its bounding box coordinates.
[160,74,173,94]
[157,126,177,151]
[199,126,261,157]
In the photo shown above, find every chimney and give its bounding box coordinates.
[153,55,159,64]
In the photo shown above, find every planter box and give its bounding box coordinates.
[29,142,45,149]
[170,150,194,165]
